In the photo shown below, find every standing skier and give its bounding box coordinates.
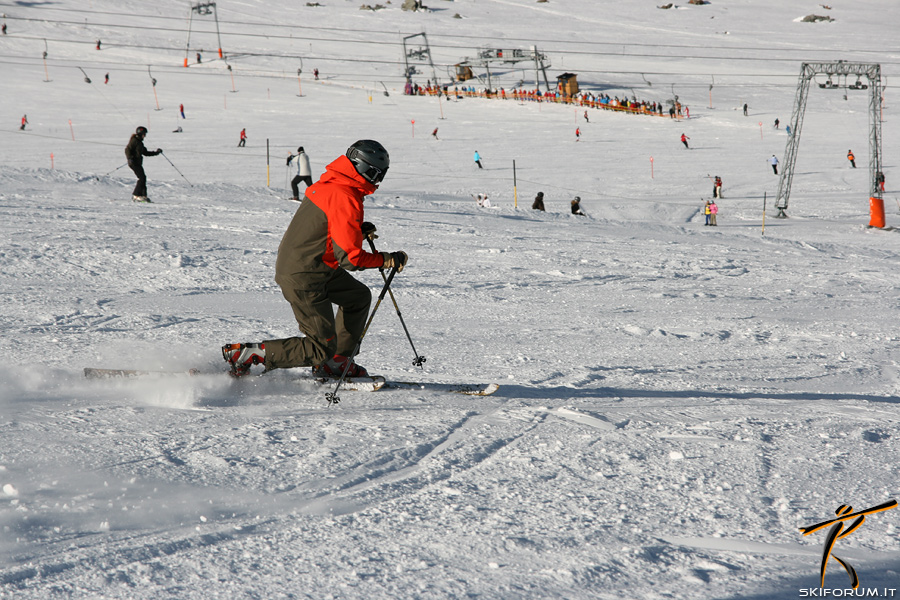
[223,140,408,378]
[575,127,581,142]
[288,146,313,201]
[180,104,185,119]
[124,126,162,202]
[713,176,723,199]
[19,115,27,130]
[681,133,690,149]
[847,149,856,168]
[238,128,247,147]
[474,150,483,169]
[709,199,718,226]
[432,127,439,140]
[768,154,779,175]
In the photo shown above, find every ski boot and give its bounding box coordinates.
[222,343,265,377]
[312,354,369,378]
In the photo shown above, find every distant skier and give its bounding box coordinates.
[104,72,109,84]
[288,146,313,201]
[768,154,779,175]
[709,199,718,226]
[785,125,792,136]
[583,110,589,123]
[124,126,162,202]
[743,103,748,116]
[222,140,407,379]
[1,23,6,35]
[180,103,185,119]
[704,200,711,226]
[96,40,101,50]
[474,150,483,169]
[774,118,780,129]
[19,114,27,130]
[532,191,545,211]
[571,196,585,216]
[238,128,247,147]
[314,68,319,80]
[681,133,690,149]
[575,127,581,142]
[876,171,885,192]
[196,52,202,64]
[713,176,723,199]
[847,149,856,168]
[432,127,439,140]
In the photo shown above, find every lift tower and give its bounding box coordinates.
[775,62,883,222]
[184,2,224,67]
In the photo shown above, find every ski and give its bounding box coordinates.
[382,381,500,396]
[83,368,496,395]
[84,367,200,378]
[83,368,385,392]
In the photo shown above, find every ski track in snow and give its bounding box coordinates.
[2,0,900,598]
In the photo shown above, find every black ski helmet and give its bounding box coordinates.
[297,146,304,153]
[346,139,389,184]
[135,126,148,136]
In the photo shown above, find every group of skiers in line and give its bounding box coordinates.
[407,81,679,119]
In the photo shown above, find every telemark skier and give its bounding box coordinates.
[223,140,408,379]
[124,126,162,202]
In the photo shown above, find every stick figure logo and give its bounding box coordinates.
[799,499,897,588]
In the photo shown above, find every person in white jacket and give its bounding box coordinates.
[288,146,313,201]
[768,154,779,175]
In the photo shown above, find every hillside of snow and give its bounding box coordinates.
[1,1,899,598]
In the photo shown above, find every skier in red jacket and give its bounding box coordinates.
[223,140,408,378]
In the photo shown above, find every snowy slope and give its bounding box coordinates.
[1,1,900,598]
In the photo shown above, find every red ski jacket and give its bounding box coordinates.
[275,155,384,284]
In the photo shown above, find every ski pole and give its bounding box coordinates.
[326,266,399,406]
[366,233,425,368]
[101,162,129,178]
[160,151,193,187]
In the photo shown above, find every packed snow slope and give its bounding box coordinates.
[1,0,900,598]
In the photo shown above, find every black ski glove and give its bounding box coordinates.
[380,251,408,272]
[155,148,162,154]
[361,221,378,240]
[286,155,293,166]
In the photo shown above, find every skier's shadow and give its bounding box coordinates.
[491,384,900,405]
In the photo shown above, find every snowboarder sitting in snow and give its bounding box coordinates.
[124,126,162,202]
[223,140,408,379]
[571,196,585,216]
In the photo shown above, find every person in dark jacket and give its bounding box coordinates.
[571,196,585,216]
[532,191,545,211]
[223,140,409,379]
[124,126,161,202]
